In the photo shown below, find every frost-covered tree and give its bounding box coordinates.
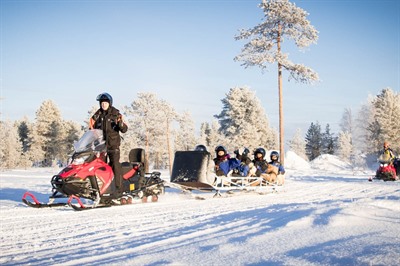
[158,99,178,173]
[235,0,319,165]
[336,131,352,163]
[340,108,353,136]
[215,87,276,152]
[0,120,23,169]
[354,100,374,154]
[175,111,197,152]
[61,121,82,163]
[198,122,211,149]
[369,88,400,154]
[288,128,307,160]
[322,124,335,155]
[125,93,177,171]
[209,120,224,153]
[305,121,322,161]
[33,100,65,166]
[198,120,223,154]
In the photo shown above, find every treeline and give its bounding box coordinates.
[289,88,400,166]
[1,87,398,170]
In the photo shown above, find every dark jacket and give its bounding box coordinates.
[90,106,128,150]
[253,158,269,177]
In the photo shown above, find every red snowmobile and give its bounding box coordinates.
[22,129,164,210]
[373,154,399,181]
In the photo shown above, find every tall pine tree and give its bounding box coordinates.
[322,124,335,155]
[305,122,322,161]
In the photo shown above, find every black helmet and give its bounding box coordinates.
[254,147,266,158]
[215,145,227,154]
[234,147,250,157]
[96,92,113,106]
[195,145,207,152]
[270,151,279,161]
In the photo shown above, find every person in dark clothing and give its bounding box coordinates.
[213,145,230,176]
[232,147,251,177]
[251,147,269,177]
[89,92,128,197]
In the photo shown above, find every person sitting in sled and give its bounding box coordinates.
[269,151,285,175]
[269,151,285,185]
[89,92,128,198]
[250,147,278,185]
[213,145,239,176]
[231,147,252,177]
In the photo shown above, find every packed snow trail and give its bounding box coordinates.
[0,168,399,266]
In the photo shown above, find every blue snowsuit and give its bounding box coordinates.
[218,158,241,176]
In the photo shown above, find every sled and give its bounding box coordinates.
[22,130,164,211]
[169,150,283,197]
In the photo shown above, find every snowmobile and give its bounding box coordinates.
[373,154,399,181]
[22,129,164,210]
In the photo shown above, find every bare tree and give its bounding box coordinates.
[235,0,319,165]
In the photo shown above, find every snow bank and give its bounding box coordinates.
[310,154,352,172]
[284,151,311,170]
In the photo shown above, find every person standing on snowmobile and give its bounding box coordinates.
[89,92,128,198]
[382,141,395,162]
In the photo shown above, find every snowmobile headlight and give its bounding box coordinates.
[72,154,90,165]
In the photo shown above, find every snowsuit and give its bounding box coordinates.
[213,154,240,176]
[90,106,128,196]
[232,154,252,177]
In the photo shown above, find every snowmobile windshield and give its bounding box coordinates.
[73,129,106,153]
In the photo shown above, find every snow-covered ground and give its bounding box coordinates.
[1,153,399,266]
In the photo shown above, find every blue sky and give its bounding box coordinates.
[1,0,399,139]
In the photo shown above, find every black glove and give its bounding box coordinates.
[118,120,124,129]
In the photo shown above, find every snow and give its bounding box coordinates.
[1,153,400,266]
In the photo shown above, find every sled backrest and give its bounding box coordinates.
[170,151,214,189]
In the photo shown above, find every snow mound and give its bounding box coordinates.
[285,150,311,170]
[310,154,352,172]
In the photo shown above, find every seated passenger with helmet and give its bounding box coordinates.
[269,151,285,185]
[213,145,240,177]
[250,147,279,185]
[231,147,252,177]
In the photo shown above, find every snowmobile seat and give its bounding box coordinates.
[129,148,145,164]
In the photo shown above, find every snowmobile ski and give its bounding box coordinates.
[22,192,67,208]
